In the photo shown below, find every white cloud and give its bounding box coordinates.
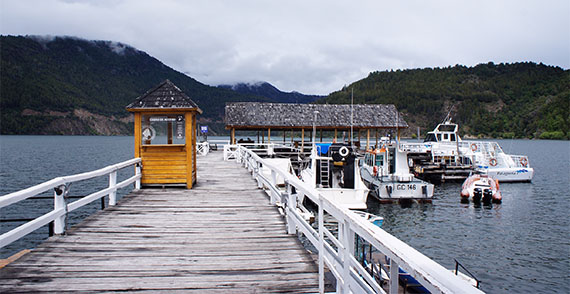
[1,0,568,95]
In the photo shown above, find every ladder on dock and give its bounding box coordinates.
[319,160,330,188]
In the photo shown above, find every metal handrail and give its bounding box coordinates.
[454,259,481,288]
[228,145,484,294]
[0,158,142,248]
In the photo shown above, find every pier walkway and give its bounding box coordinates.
[0,152,319,293]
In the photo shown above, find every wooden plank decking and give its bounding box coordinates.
[0,152,319,293]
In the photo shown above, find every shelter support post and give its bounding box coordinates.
[366,129,370,150]
[397,127,401,141]
[230,128,235,144]
[301,129,305,152]
[376,128,379,148]
[268,128,271,144]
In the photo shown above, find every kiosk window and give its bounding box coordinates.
[142,114,185,145]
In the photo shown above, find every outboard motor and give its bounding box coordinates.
[328,143,356,188]
[473,188,482,203]
[482,189,493,204]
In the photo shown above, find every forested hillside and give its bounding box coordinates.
[0,35,268,135]
[322,63,569,139]
[1,36,567,138]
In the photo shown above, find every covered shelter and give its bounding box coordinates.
[225,102,408,150]
[127,79,202,188]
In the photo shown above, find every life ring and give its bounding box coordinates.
[471,143,478,152]
[339,146,349,157]
[489,158,498,166]
[520,157,528,167]
[373,166,378,177]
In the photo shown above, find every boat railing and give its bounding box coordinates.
[0,158,142,249]
[229,145,483,294]
[509,155,530,168]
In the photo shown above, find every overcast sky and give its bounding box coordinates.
[1,0,568,95]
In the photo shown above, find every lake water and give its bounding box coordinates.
[0,136,568,293]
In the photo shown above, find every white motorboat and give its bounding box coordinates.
[299,143,369,209]
[360,141,434,203]
[460,174,502,204]
[402,117,534,182]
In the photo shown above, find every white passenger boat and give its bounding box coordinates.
[402,117,534,182]
[299,143,369,209]
[360,141,434,203]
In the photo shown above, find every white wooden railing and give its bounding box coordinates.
[226,144,483,294]
[0,158,142,248]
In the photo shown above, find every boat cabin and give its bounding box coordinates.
[424,118,461,143]
[126,80,202,189]
[362,143,413,182]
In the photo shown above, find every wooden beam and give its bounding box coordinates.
[375,128,379,148]
[230,128,235,144]
[334,129,337,142]
[268,128,271,144]
[301,129,305,152]
[185,112,194,189]
[366,129,370,150]
[134,113,141,158]
[192,114,197,186]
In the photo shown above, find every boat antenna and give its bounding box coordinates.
[443,103,455,123]
[350,87,354,147]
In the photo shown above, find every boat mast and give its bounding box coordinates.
[350,88,354,147]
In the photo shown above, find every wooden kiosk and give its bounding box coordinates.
[126,80,202,188]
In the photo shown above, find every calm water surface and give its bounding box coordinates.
[0,136,568,293]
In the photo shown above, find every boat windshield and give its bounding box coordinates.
[437,124,457,132]
[375,154,384,167]
[424,133,437,142]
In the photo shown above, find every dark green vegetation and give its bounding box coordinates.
[0,35,269,135]
[323,62,569,139]
[1,35,568,139]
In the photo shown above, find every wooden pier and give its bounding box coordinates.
[0,152,319,293]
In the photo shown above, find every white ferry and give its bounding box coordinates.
[360,141,434,203]
[299,143,369,209]
[402,118,534,182]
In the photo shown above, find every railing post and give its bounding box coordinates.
[270,170,278,204]
[135,162,141,190]
[256,162,263,189]
[286,183,296,234]
[108,170,117,206]
[390,257,399,294]
[341,219,355,293]
[318,198,325,294]
[53,185,66,235]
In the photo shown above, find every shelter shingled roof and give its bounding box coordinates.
[126,79,202,112]
[225,102,408,129]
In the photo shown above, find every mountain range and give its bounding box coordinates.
[1,35,568,139]
[218,82,321,104]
